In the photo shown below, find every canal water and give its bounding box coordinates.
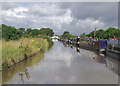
[2,40,118,84]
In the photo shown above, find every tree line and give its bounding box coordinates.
[60,31,76,39]
[1,24,54,41]
[61,27,120,40]
[1,24,120,41]
[86,27,120,39]
[83,27,120,40]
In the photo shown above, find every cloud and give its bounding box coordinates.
[1,2,118,35]
[56,17,107,35]
[59,2,118,26]
[28,4,66,17]
[2,7,28,18]
[2,2,19,10]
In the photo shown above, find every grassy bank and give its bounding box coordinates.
[0,40,1,68]
[0,40,1,86]
[2,38,49,70]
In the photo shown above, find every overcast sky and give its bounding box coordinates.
[1,2,118,35]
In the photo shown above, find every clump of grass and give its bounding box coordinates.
[0,40,2,68]
[0,40,1,86]
[2,38,49,70]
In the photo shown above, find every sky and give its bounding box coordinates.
[1,2,118,35]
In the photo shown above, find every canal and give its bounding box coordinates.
[2,40,118,84]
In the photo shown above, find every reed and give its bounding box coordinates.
[2,38,49,70]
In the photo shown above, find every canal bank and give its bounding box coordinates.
[2,41,118,84]
[59,39,120,62]
[76,42,120,62]
[105,49,120,61]
[2,38,52,71]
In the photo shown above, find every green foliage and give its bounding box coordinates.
[30,29,40,37]
[70,35,76,39]
[2,24,54,41]
[62,31,70,38]
[26,28,32,34]
[87,27,120,40]
[0,26,1,39]
[1,24,6,28]
[2,25,20,41]
[18,28,25,31]
[2,38,49,69]
[102,27,120,39]
[39,28,54,37]
[80,33,86,38]
[95,29,104,39]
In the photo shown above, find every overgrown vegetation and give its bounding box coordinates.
[61,31,76,39]
[2,24,54,41]
[1,24,54,70]
[2,38,49,70]
[60,28,120,40]
[80,27,120,40]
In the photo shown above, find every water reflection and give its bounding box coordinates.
[70,44,73,49]
[19,69,30,84]
[19,73,24,84]
[2,41,118,84]
[76,47,80,54]
[64,42,118,75]
[105,57,118,75]
[2,51,45,84]
[24,69,30,80]
[63,42,67,47]
[93,54,106,64]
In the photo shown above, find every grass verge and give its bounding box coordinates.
[2,38,49,70]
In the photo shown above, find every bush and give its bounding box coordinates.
[2,25,21,41]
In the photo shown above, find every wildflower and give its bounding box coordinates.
[26,42,29,49]
[36,39,39,40]
[20,38,24,48]
[38,48,40,50]
[22,38,24,42]
[32,40,34,42]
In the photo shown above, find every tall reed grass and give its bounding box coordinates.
[0,40,1,86]
[2,38,49,69]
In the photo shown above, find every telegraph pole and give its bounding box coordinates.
[94,28,96,39]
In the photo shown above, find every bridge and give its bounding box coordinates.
[51,36,59,39]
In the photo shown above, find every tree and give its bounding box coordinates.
[1,24,7,28]
[80,33,86,38]
[39,28,54,36]
[16,30,24,38]
[18,28,25,31]
[62,31,70,38]
[88,31,94,38]
[2,25,20,41]
[1,24,55,40]
[95,29,104,39]
[26,28,32,34]
[87,27,120,40]
[30,29,40,37]
[103,27,119,39]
